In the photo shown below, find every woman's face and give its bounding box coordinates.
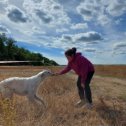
[66,55,73,62]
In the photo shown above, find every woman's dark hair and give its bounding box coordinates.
[65,47,77,56]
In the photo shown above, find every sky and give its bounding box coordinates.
[0,0,126,65]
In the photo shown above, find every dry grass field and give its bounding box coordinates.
[0,65,126,126]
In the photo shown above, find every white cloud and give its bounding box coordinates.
[0,0,8,4]
[77,2,94,21]
[0,0,8,13]
[114,42,126,49]
[23,0,70,26]
[76,0,126,26]
[106,0,126,17]
[113,41,126,55]
[56,28,69,33]
[6,5,28,23]
[83,48,96,52]
[0,0,126,64]
[76,0,103,21]
[32,26,46,34]
[70,23,88,30]
[0,5,36,40]
[73,32,103,42]
[0,24,11,34]
[97,14,111,26]
[48,31,103,51]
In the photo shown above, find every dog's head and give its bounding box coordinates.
[40,70,53,78]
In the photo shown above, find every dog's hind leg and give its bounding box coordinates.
[34,94,47,118]
[27,94,46,118]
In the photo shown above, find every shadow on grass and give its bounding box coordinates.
[96,98,126,126]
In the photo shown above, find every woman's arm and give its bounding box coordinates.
[54,63,71,76]
[59,63,71,75]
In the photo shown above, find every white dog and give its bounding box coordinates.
[0,70,53,107]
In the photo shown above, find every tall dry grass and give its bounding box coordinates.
[0,66,126,126]
[0,98,16,126]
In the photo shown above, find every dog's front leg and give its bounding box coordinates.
[34,94,46,108]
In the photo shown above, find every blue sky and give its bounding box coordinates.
[0,0,126,65]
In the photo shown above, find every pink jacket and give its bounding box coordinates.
[59,53,94,84]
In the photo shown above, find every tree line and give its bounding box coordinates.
[0,33,58,66]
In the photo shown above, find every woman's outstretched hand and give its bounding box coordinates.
[52,72,60,76]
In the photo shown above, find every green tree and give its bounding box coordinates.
[5,37,16,60]
[0,33,59,66]
[0,33,7,60]
[0,38,4,60]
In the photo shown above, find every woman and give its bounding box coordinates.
[54,47,95,109]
